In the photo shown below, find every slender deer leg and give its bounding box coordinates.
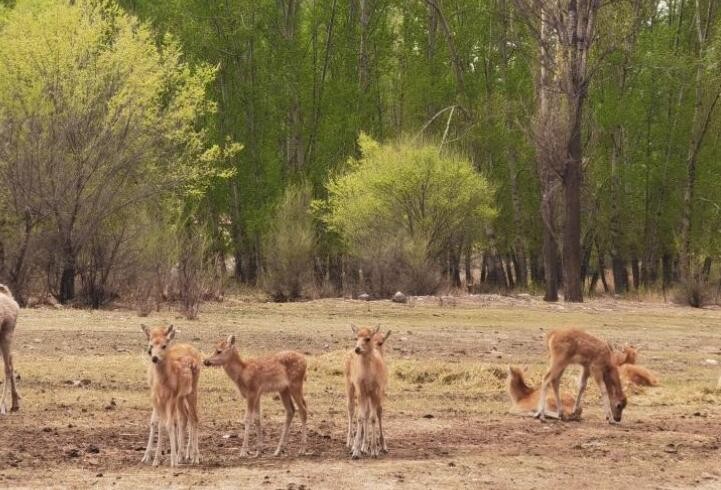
[377,403,387,454]
[535,362,566,421]
[1,325,18,413]
[153,421,165,467]
[240,395,256,457]
[369,400,379,458]
[572,366,590,418]
[176,402,186,464]
[253,397,262,457]
[275,390,295,456]
[0,370,8,415]
[351,398,367,459]
[166,403,178,467]
[592,370,616,423]
[346,383,356,449]
[551,375,564,419]
[142,409,158,464]
[291,386,307,456]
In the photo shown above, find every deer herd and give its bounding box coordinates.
[0,282,675,468]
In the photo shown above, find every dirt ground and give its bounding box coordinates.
[2,295,721,489]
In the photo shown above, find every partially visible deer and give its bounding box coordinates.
[141,325,201,467]
[345,324,388,458]
[203,335,307,457]
[372,329,391,356]
[536,328,627,424]
[0,284,20,414]
[507,366,577,417]
[612,345,659,387]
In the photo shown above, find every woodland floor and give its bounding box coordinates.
[2,295,721,489]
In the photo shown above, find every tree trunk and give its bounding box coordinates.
[59,257,76,304]
[612,256,628,295]
[464,247,473,290]
[631,255,640,290]
[542,223,559,302]
[563,103,583,302]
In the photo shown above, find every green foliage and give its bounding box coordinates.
[262,183,317,301]
[322,134,495,294]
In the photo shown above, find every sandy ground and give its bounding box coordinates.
[1,295,721,489]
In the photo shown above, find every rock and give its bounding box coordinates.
[392,291,408,303]
[358,293,371,301]
[704,359,718,365]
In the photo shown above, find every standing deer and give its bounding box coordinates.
[203,335,308,457]
[345,324,388,458]
[536,328,627,424]
[0,284,20,414]
[141,324,201,467]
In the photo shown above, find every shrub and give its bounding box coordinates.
[321,134,495,295]
[262,183,317,301]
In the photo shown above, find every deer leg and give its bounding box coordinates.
[153,420,164,467]
[346,383,356,449]
[166,404,178,467]
[572,367,590,418]
[253,397,263,457]
[142,408,158,464]
[592,370,616,424]
[369,397,379,458]
[275,390,295,456]
[240,395,256,458]
[176,402,186,464]
[551,376,564,420]
[377,403,387,454]
[351,398,367,459]
[0,327,18,414]
[535,363,565,421]
[291,385,308,456]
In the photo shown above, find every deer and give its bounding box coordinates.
[0,284,20,414]
[535,328,627,424]
[141,324,201,467]
[203,335,307,458]
[612,345,659,387]
[372,329,391,356]
[345,324,388,458]
[507,366,578,418]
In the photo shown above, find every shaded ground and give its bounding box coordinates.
[1,296,721,489]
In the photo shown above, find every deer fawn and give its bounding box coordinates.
[0,284,20,414]
[203,335,308,457]
[613,345,659,387]
[536,328,627,424]
[141,325,201,467]
[507,366,578,417]
[345,324,388,458]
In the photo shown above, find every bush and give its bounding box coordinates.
[262,183,317,301]
[321,134,495,295]
[674,276,714,308]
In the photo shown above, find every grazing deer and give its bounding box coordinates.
[345,324,388,458]
[536,328,627,424]
[141,325,201,467]
[0,284,20,414]
[612,346,659,387]
[507,366,578,417]
[203,335,307,457]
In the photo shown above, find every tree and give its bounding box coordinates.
[0,0,219,303]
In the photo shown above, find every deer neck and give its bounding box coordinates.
[223,350,248,388]
[508,373,533,402]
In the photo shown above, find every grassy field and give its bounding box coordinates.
[2,295,721,489]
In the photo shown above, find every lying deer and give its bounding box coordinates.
[0,284,20,414]
[536,328,627,424]
[203,335,307,457]
[507,366,577,418]
[613,345,659,387]
[345,324,388,458]
[141,325,201,466]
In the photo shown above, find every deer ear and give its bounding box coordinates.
[165,324,176,340]
[374,324,381,334]
[227,335,236,345]
[384,330,391,340]
[141,324,149,338]
[350,323,358,334]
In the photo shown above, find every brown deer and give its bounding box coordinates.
[372,329,391,356]
[536,328,627,423]
[203,335,307,457]
[345,324,388,458]
[507,366,577,417]
[612,346,659,387]
[0,284,20,414]
[141,325,201,466]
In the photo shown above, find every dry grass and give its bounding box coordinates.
[2,297,721,489]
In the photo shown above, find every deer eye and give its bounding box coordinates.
[148,347,152,354]
[216,350,222,355]
[365,337,370,342]
[162,345,167,349]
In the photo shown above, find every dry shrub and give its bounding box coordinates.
[673,276,714,308]
[262,183,317,301]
